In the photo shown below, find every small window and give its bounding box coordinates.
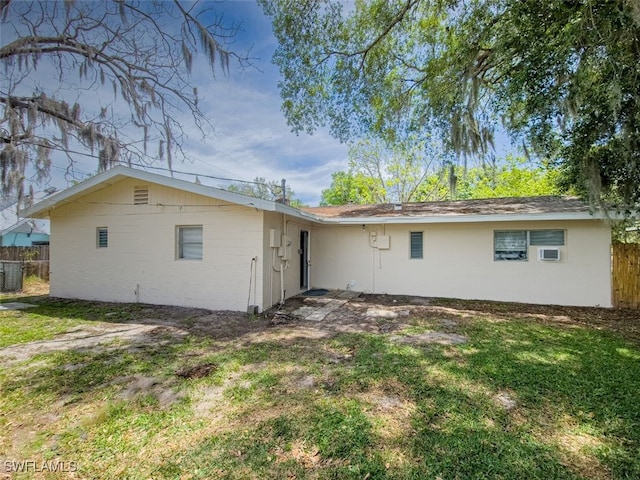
[177,226,202,260]
[134,185,149,205]
[494,231,527,261]
[530,229,565,246]
[410,231,423,259]
[97,227,108,248]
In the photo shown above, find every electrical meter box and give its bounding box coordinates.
[269,229,281,247]
[377,235,390,249]
[278,235,292,260]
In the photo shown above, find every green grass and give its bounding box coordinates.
[0,311,89,348]
[0,294,639,479]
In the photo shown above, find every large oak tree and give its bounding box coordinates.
[261,0,640,211]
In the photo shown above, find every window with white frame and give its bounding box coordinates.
[494,231,527,261]
[177,226,203,260]
[96,227,108,248]
[410,231,423,259]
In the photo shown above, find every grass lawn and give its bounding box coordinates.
[0,287,639,479]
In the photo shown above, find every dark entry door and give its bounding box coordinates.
[300,230,309,289]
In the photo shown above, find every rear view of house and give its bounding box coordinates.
[303,199,613,307]
[21,166,613,311]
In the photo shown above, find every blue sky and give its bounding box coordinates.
[174,1,351,205]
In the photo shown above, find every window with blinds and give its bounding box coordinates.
[96,227,108,248]
[410,231,423,259]
[494,231,527,261]
[529,230,565,246]
[177,226,203,260]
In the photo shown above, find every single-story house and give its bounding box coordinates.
[21,166,614,310]
[1,195,51,247]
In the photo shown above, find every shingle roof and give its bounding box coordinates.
[302,196,591,219]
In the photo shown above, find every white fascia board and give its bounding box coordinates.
[315,211,610,225]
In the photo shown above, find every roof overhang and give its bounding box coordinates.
[19,166,315,222]
[311,211,612,224]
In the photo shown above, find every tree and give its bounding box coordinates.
[320,136,449,205]
[261,0,640,210]
[226,177,304,207]
[320,171,380,206]
[1,0,247,198]
[455,156,562,200]
[321,155,560,205]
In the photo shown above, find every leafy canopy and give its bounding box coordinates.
[320,154,560,206]
[261,0,640,210]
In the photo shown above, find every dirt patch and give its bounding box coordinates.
[421,297,640,343]
[389,332,467,345]
[176,363,218,379]
[111,375,183,407]
[494,391,518,410]
[292,374,316,390]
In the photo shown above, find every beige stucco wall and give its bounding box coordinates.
[261,212,314,308]
[49,178,266,311]
[309,220,612,307]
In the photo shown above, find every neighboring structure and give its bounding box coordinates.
[21,166,613,310]
[0,194,51,247]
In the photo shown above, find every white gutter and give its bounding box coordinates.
[309,211,613,225]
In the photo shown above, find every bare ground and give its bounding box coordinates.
[1,291,638,365]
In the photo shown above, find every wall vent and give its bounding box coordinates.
[538,247,560,261]
[134,185,149,205]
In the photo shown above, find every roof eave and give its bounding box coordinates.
[314,211,612,224]
[19,166,284,218]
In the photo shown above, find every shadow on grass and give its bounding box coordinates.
[142,325,640,479]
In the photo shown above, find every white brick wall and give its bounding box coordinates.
[309,220,612,307]
[50,178,264,311]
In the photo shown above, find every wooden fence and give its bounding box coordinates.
[612,243,640,309]
[0,246,50,281]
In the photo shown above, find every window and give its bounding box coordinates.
[529,229,565,246]
[134,185,149,205]
[410,231,423,259]
[97,227,108,248]
[494,229,566,261]
[494,231,527,261]
[177,226,202,260]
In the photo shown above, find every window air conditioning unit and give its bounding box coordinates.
[538,247,560,261]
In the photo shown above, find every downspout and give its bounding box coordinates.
[280,263,285,306]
